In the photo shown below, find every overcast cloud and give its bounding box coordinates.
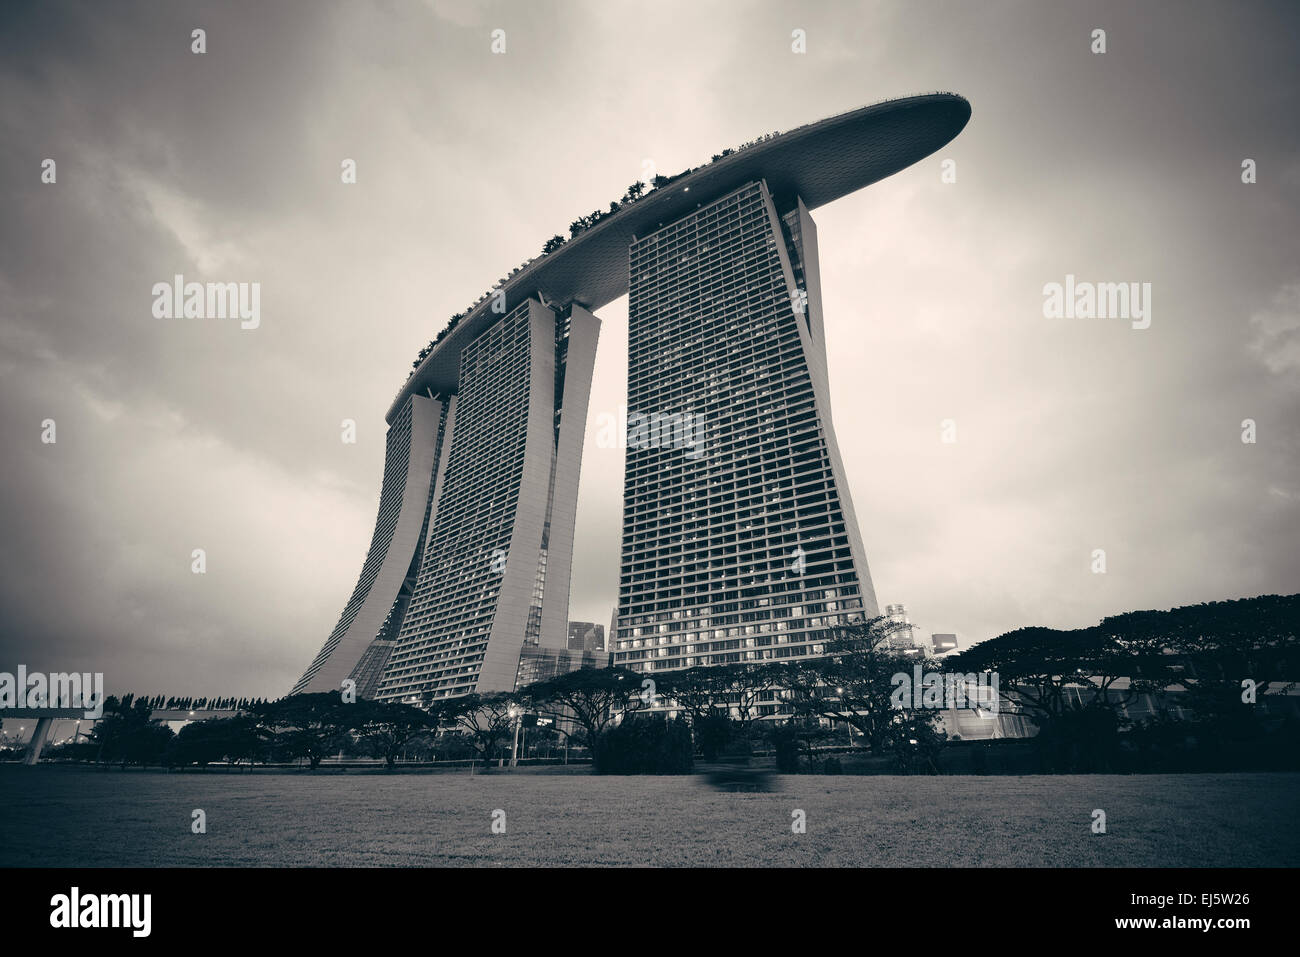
[1,0,1297,699]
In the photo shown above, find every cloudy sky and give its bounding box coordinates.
[1,0,1296,700]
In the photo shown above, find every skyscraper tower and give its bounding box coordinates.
[290,392,445,697]
[610,182,877,674]
[375,300,600,702]
[292,94,971,701]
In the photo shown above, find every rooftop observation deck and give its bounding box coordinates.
[386,92,971,423]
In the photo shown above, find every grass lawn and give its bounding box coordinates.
[1,767,1296,867]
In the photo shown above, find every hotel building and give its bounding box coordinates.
[610,182,878,674]
[292,94,971,702]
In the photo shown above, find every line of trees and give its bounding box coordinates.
[543,593,1300,774]
[39,594,1298,774]
[55,687,635,771]
[944,593,1300,771]
[620,625,948,773]
[102,694,268,712]
[54,695,449,770]
[46,632,934,773]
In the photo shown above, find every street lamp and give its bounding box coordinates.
[833,689,857,747]
[509,706,522,768]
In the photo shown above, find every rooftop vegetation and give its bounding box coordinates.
[407,130,782,375]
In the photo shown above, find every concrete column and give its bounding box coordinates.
[538,304,602,649]
[22,716,53,765]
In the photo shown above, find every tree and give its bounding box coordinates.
[711,662,781,734]
[252,692,354,770]
[943,594,1300,770]
[442,693,517,770]
[943,624,1132,771]
[887,718,948,773]
[1104,594,1300,716]
[761,717,833,773]
[130,724,176,767]
[169,714,269,768]
[943,625,1129,731]
[950,595,1300,733]
[352,700,438,768]
[1101,595,1300,757]
[691,713,733,761]
[222,713,272,765]
[518,667,646,767]
[779,618,943,757]
[427,730,478,762]
[651,666,720,728]
[609,663,778,760]
[90,697,174,767]
[169,720,227,767]
[594,713,693,774]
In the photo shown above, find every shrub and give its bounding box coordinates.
[594,714,693,774]
[767,723,802,774]
[693,713,733,761]
[1034,704,1124,772]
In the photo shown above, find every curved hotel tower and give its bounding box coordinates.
[293,94,971,702]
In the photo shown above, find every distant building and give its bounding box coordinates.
[932,633,959,654]
[567,621,606,652]
[348,638,396,700]
[612,176,888,675]
[515,647,610,690]
[882,603,924,653]
[935,704,1033,741]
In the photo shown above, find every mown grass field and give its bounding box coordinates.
[1,767,1295,867]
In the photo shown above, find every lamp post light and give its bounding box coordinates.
[835,688,854,747]
[509,706,521,768]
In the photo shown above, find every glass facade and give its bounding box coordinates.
[613,180,877,675]
[292,393,445,695]
[377,301,551,702]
